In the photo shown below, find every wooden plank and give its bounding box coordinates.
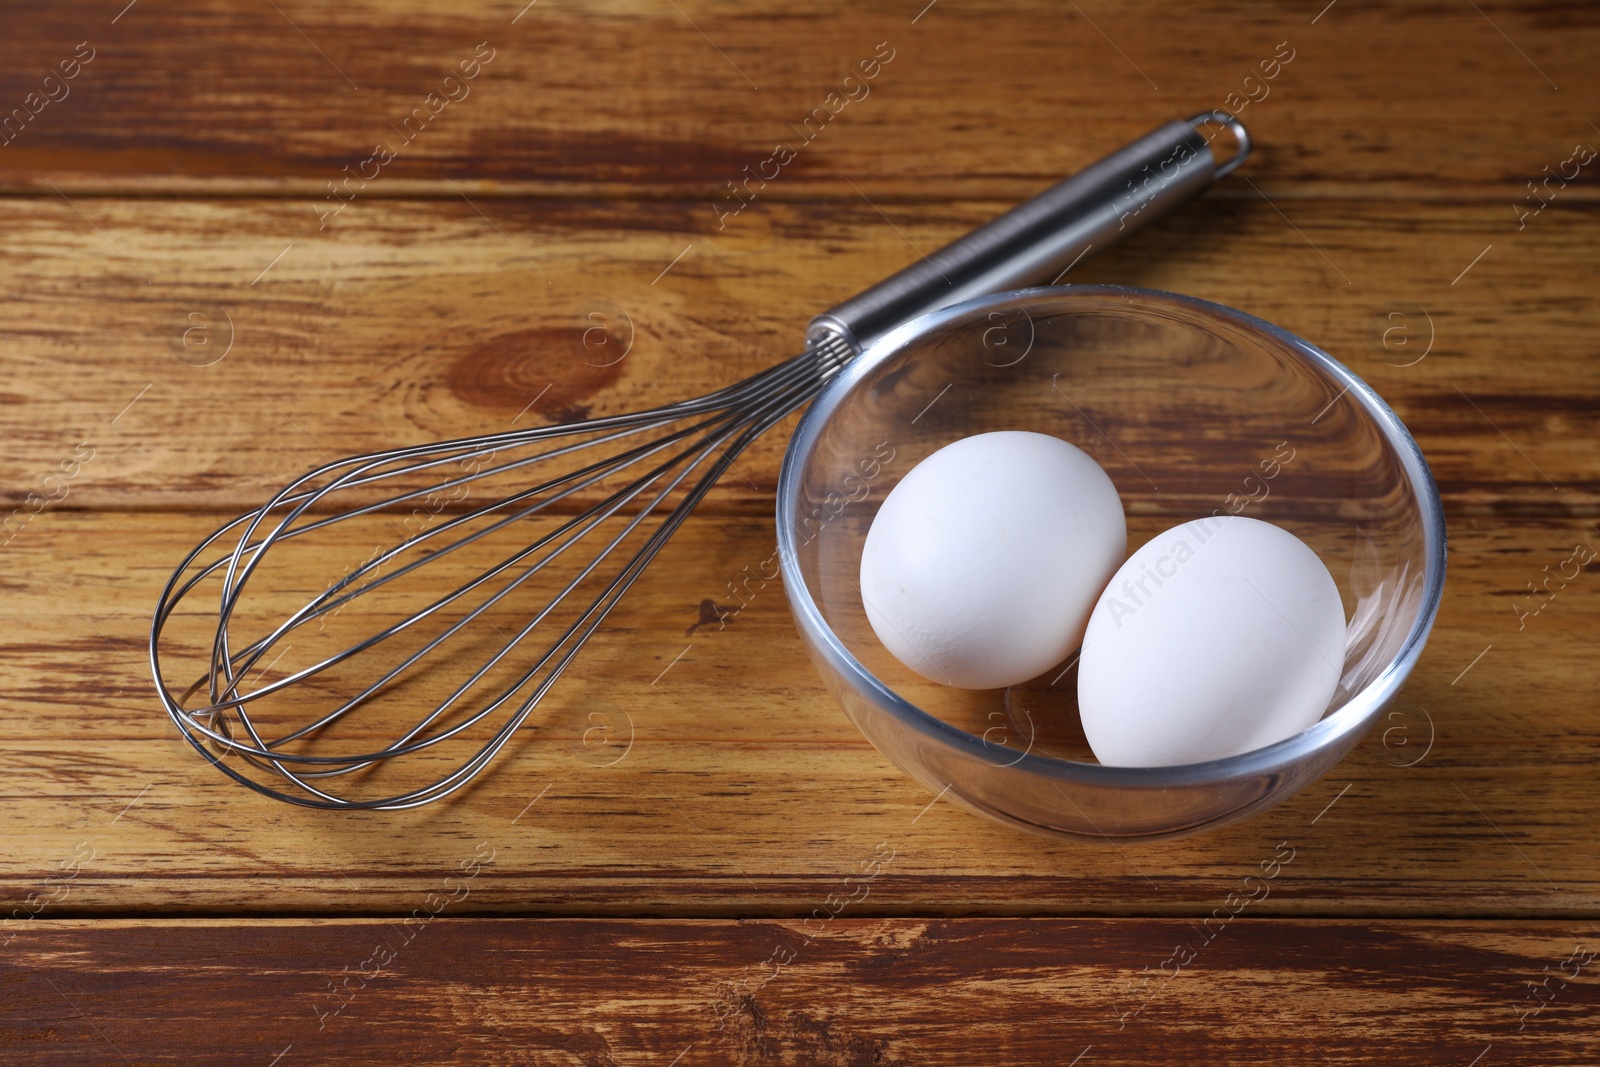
[0,1,1594,199]
[0,0,1593,1051]
[1,196,1596,514]
[0,510,1593,915]
[3,918,1598,1064]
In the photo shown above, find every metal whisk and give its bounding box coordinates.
[150,113,1249,809]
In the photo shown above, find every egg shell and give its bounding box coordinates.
[1078,514,1346,767]
[859,430,1127,690]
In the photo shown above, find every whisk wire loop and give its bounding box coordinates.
[150,334,854,809]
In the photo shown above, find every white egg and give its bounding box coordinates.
[1078,515,1346,767]
[859,430,1126,690]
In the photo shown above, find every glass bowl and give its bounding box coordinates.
[776,285,1446,841]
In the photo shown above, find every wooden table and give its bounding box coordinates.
[3,1,1597,1062]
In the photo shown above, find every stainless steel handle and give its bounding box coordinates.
[808,111,1250,352]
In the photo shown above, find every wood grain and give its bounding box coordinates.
[0,510,1594,916]
[1,196,1596,514]
[0,1,1593,200]
[1,0,1598,1055]
[4,918,1598,1064]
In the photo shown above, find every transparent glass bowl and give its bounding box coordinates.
[777,286,1446,841]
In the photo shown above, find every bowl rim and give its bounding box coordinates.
[775,283,1448,789]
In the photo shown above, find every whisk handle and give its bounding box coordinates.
[806,111,1250,352]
